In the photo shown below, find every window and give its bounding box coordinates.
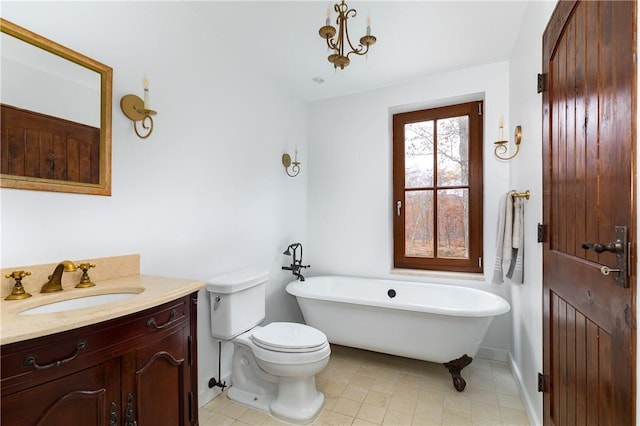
[393,101,483,273]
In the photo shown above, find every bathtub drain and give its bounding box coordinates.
[387,289,396,298]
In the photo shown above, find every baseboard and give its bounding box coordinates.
[198,373,231,408]
[476,345,509,362]
[508,352,541,426]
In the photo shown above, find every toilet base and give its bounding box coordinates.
[270,376,325,424]
[227,386,272,414]
[227,379,325,425]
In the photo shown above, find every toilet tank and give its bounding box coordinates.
[206,268,268,340]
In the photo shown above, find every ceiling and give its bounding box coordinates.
[186,1,530,103]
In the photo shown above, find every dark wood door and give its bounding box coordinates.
[542,1,636,424]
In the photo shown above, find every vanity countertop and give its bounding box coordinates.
[1,274,204,346]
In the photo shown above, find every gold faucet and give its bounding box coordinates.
[41,260,77,293]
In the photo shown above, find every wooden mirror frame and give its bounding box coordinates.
[1,18,112,196]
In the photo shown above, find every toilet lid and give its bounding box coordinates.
[251,322,327,353]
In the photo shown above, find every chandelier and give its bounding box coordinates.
[318,0,377,70]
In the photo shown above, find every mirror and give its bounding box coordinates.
[1,18,112,195]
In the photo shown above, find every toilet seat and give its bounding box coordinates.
[251,322,328,353]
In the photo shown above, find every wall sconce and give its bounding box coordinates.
[120,78,157,139]
[282,148,301,177]
[494,123,522,161]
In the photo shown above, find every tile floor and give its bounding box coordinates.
[199,345,530,426]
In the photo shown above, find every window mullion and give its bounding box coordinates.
[432,119,439,260]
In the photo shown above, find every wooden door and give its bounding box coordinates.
[542,1,636,424]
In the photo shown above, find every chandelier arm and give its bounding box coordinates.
[347,43,369,58]
[342,11,360,54]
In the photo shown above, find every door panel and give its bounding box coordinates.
[542,1,636,424]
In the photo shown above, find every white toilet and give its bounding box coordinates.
[207,269,330,424]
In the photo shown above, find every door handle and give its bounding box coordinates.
[396,200,402,217]
[582,226,629,287]
[581,241,623,254]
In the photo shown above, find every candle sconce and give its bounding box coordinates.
[120,94,157,139]
[494,125,522,161]
[282,151,301,177]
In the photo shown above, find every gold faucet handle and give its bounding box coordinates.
[5,271,32,300]
[5,270,32,280]
[76,263,96,289]
[77,263,96,272]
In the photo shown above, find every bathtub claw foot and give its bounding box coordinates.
[443,354,472,392]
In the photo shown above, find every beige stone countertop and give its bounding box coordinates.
[1,274,204,346]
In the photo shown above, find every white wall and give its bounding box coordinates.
[507,2,557,425]
[307,62,513,355]
[0,2,307,407]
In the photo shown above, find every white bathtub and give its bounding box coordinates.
[286,276,510,366]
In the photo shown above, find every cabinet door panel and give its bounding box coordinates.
[1,358,120,426]
[134,328,188,426]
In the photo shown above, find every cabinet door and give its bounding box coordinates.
[1,358,120,426]
[126,327,191,426]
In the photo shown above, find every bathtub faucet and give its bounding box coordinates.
[282,243,309,281]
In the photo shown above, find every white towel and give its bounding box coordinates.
[492,192,525,284]
[491,193,509,284]
[506,197,525,284]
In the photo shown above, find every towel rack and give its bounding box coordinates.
[511,190,530,200]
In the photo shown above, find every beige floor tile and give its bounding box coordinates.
[324,395,339,411]
[467,388,499,405]
[370,378,396,394]
[219,401,250,419]
[356,403,387,424]
[383,409,413,426]
[202,413,235,425]
[262,417,293,426]
[497,393,524,410]
[198,346,529,426]
[444,392,472,413]
[414,401,443,422]
[342,385,369,402]
[417,388,445,406]
[350,374,377,390]
[471,401,502,421]
[238,409,270,425]
[442,409,474,425]
[472,415,503,426]
[500,407,530,425]
[324,411,355,425]
[412,414,442,426]
[388,393,418,415]
[364,390,391,408]
[231,420,252,426]
[353,418,379,426]
[323,379,349,397]
[333,397,363,417]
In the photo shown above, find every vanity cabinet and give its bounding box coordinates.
[1,292,199,426]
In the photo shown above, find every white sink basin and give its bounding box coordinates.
[19,293,138,315]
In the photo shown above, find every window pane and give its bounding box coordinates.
[436,116,469,186]
[437,189,469,258]
[405,121,433,188]
[405,190,433,257]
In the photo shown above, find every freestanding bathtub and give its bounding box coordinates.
[286,275,510,391]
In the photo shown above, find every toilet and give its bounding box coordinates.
[207,269,330,424]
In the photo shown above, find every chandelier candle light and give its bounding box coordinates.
[319,0,377,69]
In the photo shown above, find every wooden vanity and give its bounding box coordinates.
[0,256,204,426]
